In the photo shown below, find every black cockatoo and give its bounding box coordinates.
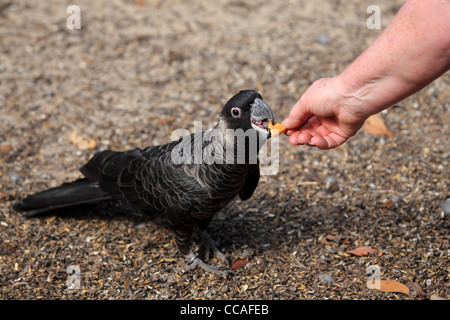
[13,90,277,275]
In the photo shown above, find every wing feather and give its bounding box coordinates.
[80,141,209,225]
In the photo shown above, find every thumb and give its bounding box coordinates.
[282,98,312,129]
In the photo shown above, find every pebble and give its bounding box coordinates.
[318,273,334,285]
[439,199,450,215]
[316,34,330,45]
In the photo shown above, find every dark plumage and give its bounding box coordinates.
[13,90,275,274]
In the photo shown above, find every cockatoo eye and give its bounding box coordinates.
[231,107,241,118]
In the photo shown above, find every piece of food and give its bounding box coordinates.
[268,121,287,137]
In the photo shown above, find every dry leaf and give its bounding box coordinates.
[384,199,395,209]
[319,234,336,246]
[70,131,96,150]
[364,114,394,137]
[348,246,382,257]
[230,259,250,270]
[1,144,13,152]
[367,279,411,296]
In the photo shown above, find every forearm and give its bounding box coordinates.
[339,0,450,117]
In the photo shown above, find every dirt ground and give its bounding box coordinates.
[0,0,448,300]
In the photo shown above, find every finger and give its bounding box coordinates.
[306,116,333,137]
[310,132,347,149]
[309,135,329,149]
[323,132,348,149]
[287,121,317,146]
[288,131,303,146]
[284,129,296,136]
[296,132,314,145]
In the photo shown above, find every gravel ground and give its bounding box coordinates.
[0,0,448,300]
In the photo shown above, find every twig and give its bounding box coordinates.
[297,181,318,186]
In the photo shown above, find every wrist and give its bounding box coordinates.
[335,71,375,121]
[338,65,405,118]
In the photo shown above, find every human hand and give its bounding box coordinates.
[282,0,450,150]
[282,76,368,149]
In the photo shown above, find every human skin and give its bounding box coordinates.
[283,0,450,149]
